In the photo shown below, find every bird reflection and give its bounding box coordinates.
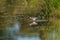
[5,22,40,40]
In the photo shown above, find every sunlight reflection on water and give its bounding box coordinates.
[16,36,40,40]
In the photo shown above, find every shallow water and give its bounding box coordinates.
[5,22,41,40]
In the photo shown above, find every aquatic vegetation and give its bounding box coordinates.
[0,0,60,40]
